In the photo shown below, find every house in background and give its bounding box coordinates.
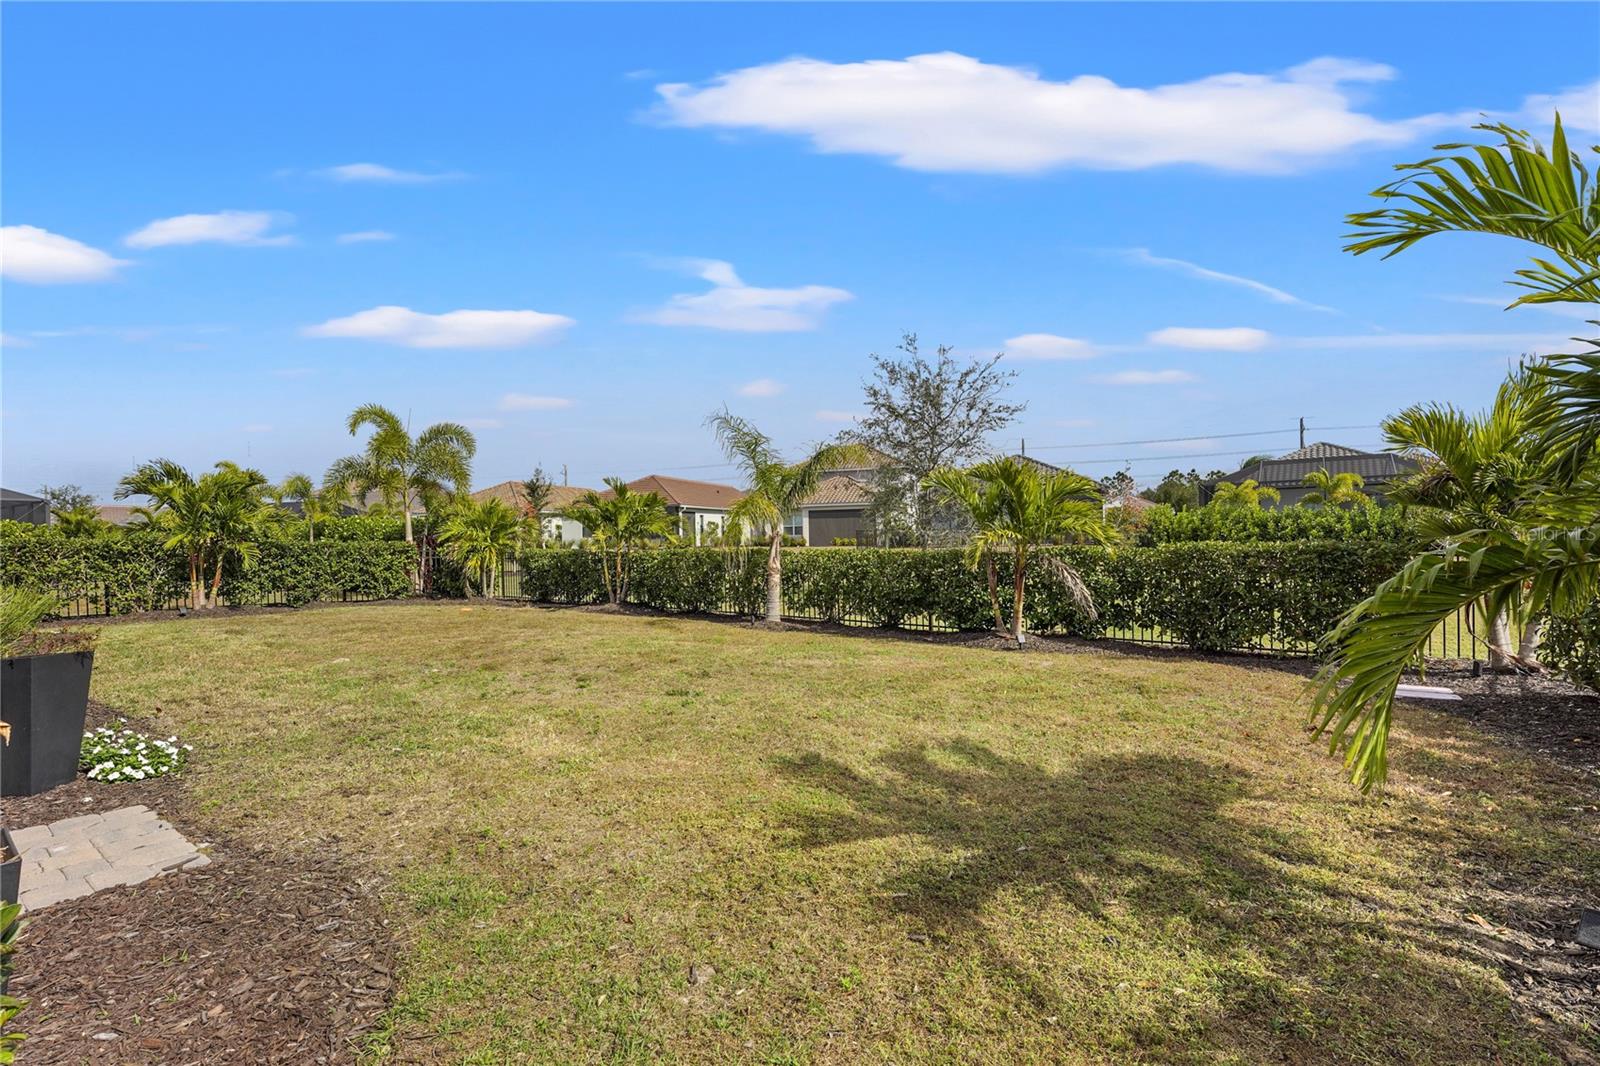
[95,504,139,527]
[789,448,892,545]
[0,488,48,524]
[470,480,597,543]
[604,475,744,544]
[1200,442,1418,508]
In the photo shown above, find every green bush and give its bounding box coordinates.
[1137,504,1416,546]
[1543,601,1600,692]
[0,521,416,612]
[517,542,1412,653]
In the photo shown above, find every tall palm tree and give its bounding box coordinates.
[1314,114,1600,790]
[1300,468,1367,508]
[437,498,522,597]
[925,456,1115,645]
[562,478,673,605]
[326,404,476,543]
[707,409,868,624]
[116,459,274,608]
[1209,479,1280,510]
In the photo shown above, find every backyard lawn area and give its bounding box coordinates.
[84,604,1597,1063]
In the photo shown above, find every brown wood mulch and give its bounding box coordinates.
[1,703,399,1065]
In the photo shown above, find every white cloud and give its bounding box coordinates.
[738,377,787,397]
[636,259,852,332]
[1121,249,1336,312]
[1003,333,1099,360]
[655,53,1441,175]
[1502,79,1600,134]
[337,230,396,244]
[1,225,129,283]
[305,306,574,349]
[126,211,294,248]
[815,409,859,423]
[317,163,463,184]
[1094,369,1197,386]
[498,393,575,411]
[1149,326,1272,351]
[0,333,33,348]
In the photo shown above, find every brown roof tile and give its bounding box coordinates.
[470,480,596,513]
[603,475,744,510]
[800,475,872,507]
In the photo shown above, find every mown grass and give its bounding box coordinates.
[89,604,1597,1063]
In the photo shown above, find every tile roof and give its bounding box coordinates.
[1209,442,1417,488]
[1106,494,1157,513]
[1278,442,1366,461]
[96,504,138,526]
[800,475,872,507]
[470,480,595,512]
[604,475,745,510]
[1009,454,1065,474]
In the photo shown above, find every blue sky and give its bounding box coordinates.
[3,2,1597,499]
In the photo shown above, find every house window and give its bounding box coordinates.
[782,512,803,538]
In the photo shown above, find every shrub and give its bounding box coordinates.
[517,542,1412,653]
[80,721,192,782]
[1543,601,1600,692]
[1137,504,1416,546]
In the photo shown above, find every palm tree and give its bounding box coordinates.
[924,467,1009,633]
[437,498,522,597]
[707,409,868,624]
[278,473,331,543]
[51,505,109,537]
[1300,468,1367,508]
[1209,479,1280,510]
[1314,114,1600,790]
[562,478,673,605]
[925,456,1115,645]
[116,459,274,608]
[326,404,477,543]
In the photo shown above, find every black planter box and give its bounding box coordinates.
[0,827,18,907]
[1,651,93,797]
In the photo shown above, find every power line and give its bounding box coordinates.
[1022,423,1379,452]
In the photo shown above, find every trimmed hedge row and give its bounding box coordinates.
[1136,504,1416,546]
[517,543,1415,652]
[0,522,417,611]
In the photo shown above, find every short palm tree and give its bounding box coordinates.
[117,459,274,608]
[437,498,522,597]
[1209,479,1279,510]
[925,456,1115,645]
[707,409,869,624]
[326,404,476,543]
[1300,468,1367,508]
[923,467,1009,633]
[51,505,109,537]
[1314,114,1600,790]
[562,478,673,605]
[277,472,341,543]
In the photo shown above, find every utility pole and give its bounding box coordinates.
[1298,417,1305,450]
[561,464,568,486]
[1020,438,1026,457]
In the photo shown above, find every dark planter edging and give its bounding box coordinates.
[0,827,18,908]
[1,650,94,797]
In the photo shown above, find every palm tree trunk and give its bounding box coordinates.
[1486,603,1514,670]
[188,553,201,610]
[765,532,783,624]
[1518,617,1542,667]
[616,546,628,605]
[208,553,225,609]
[403,506,414,544]
[985,552,1005,634]
[1011,546,1027,645]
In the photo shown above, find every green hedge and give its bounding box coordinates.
[0,521,418,612]
[1543,600,1600,693]
[1136,504,1415,546]
[517,542,1414,653]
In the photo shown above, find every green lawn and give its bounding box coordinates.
[90,605,1596,1063]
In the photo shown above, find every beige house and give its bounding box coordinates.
[470,481,597,543]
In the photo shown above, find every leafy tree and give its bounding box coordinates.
[1300,468,1368,508]
[1208,479,1280,510]
[707,409,868,624]
[924,456,1115,644]
[437,498,522,597]
[1139,468,1226,511]
[562,478,673,605]
[39,483,94,515]
[50,505,109,537]
[519,467,556,545]
[1098,470,1136,500]
[847,333,1024,545]
[116,459,275,608]
[1313,115,1600,790]
[326,404,476,543]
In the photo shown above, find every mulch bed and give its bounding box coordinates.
[1,703,399,1065]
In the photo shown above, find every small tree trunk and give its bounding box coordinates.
[985,553,1005,634]
[188,554,201,610]
[404,507,414,544]
[765,532,783,624]
[616,546,628,605]
[1518,617,1543,668]
[1486,605,1514,671]
[208,554,225,609]
[308,518,315,545]
[1011,547,1027,645]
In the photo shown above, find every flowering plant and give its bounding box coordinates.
[79,722,192,782]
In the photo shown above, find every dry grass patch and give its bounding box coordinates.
[87,604,1597,1064]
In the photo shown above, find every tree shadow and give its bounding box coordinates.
[772,740,1574,1059]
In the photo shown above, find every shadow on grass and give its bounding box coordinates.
[773,740,1568,1060]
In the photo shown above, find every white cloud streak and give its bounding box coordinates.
[636,259,852,332]
[304,306,575,349]
[1002,333,1099,360]
[1122,249,1336,312]
[126,211,294,248]
[1149,327,1271,351]
[1,225,129,283]
[337,230,396,244]
[318,163,464,184]
[655,53,1445,175]
[738,377,787,397]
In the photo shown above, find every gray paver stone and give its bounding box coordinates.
[21,880,95,911]
[8,825,53,852]
[47,813,104,835]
